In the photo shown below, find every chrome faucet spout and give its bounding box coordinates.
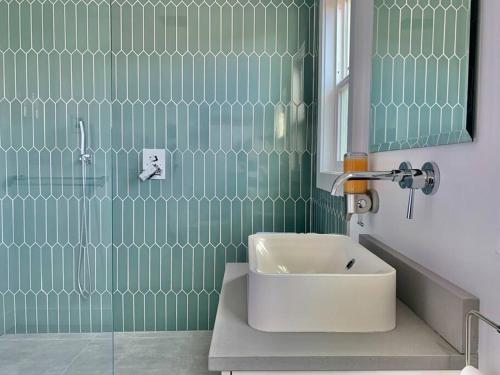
[330,169,411,196]
[329,161,440,220]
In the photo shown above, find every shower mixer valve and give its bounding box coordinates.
[140,149,166,181]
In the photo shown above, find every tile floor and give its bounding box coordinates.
[0,331,215,375]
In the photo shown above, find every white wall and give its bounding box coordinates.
[351,0,500,373]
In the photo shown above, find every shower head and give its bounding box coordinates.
[78,120,91,164]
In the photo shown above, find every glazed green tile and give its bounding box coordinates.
[159,246,172,291]
[51,245,63,293]
[203,245,215,292]
[170,245,182,293]
[268,152,279,199]
[4,293,15,333]
[215,152,226,199]
[294,199,306,233]
[26,292,37,333]
[448,57,460,105]
[290,154,300,199]
[132,3,144,53]
[221,103,232,151]
[48,292,59,333]
[397,105,409,141]
[192,245,204,293]
[89,293,101,332]
[112,292,124,332]
[123,292,134,331]
[180,246,192,291]
[199,199,210,246]
[177,199,188,246]
[128,246,139,293]
[197,3,209,54]
[386,104,397,142]
[154,293,165,331]
[143,292,154,331]
[247,56,260,105]
[213,245,225,292]
[122,199,134,246]
[0,2,8,51]
[133,199,145,245]
[3,52,15,100]
[408,104,419,139]
[139,247,149,293]
[184,292,197,330]
[0,245,7,293]
[15,293,26,333]
[210,200,220,245]
[197,292,208,330]
[134,293,145,331]
[166,292,176,330]
[76,3,88,52]
[15,54,27,99]
[114,246,128,292]
[419,105,431,139]
[8,2,20,51]
[263,198,274,232]
[220,199,231,246]
[274,199,285,233]
[208,292,219,329]
[68,292,79,333]
[95,246,108,293]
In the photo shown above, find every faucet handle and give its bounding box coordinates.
[398,161,440,219]
[406,188,415,219]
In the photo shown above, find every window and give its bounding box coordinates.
[317,0,352,191]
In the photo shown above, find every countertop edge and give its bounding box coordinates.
[208,263,466,372]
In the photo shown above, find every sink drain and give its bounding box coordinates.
[346,258,356,270]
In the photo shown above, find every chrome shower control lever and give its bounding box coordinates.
[140,149,166,181]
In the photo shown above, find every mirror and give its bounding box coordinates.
[370,0,478,152]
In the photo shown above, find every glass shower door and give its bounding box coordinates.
[0,0,114,373]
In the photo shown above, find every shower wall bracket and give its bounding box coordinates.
[141,149,166,180]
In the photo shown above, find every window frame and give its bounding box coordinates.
[316,0,354,191]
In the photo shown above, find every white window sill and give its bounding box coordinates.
[316,171,341,192]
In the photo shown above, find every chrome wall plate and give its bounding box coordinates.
[421,161,440,195]
[142,149,166,180]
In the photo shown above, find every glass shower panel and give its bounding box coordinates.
[0,0,114,373]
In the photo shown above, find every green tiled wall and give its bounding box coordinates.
[370,0,473,152]
[0,0,346,334]
[0,0,114,334]
[311,188,346,235]
[110,0,317,331]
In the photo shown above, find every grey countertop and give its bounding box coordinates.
[208,263,465,372]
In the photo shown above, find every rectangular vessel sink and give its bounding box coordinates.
[248,233,396,332]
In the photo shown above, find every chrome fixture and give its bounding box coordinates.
[140,148,165,181]
[345,190,379,222]
[139,164,162,181]
[77,119,92,299]
[331,161,440,219]
[78,119,91,164]
[465,310,500,367]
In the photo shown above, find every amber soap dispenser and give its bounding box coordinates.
[343,152,368,194]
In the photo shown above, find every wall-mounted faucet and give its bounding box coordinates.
[331,161,439,220]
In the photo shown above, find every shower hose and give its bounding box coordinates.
[77,157,92,299]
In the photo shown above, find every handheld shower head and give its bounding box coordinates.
[78,120,91,164]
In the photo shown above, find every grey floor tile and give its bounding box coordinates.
[0,331,215,375]
[0,337,90,375]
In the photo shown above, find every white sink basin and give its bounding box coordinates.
[247,233,396,332]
